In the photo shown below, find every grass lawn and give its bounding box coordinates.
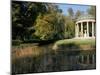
[55,38,96,46]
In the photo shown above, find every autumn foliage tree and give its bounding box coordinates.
[34,12,65,40]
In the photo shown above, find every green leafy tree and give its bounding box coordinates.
[67,8,74,19]
[64,16,75,39]
[87,6,96,17]
[12,1,47,40]
[75,10,84,19]
[34,12,65,40]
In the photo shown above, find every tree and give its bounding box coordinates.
[32,3,65,40]
[75,10,83,19]
[87,6,96,17]
[12,1,47,40]
[47,4,62,13]
[34,12,65,40]
[64,16,75,39]
[67,8,74,19]
[12,1,76,40]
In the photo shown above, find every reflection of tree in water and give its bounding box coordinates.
[12,43,96,74]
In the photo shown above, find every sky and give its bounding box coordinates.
[57,3,90,16]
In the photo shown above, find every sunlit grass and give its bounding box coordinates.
[55,39,96,46]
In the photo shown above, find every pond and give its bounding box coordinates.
[12,43,96,74]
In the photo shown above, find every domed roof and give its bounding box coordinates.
[76,14,95,22]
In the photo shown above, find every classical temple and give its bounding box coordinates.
[75,15,96,38]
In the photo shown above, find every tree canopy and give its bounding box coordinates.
[67,8,74,19]
[12,1,95,41]
[12,1,65,40]
[12,1,48,40]
[34,9,65,40]
[87,6,96,17]
[75,10,84,19]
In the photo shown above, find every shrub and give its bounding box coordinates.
[12,40,22,46]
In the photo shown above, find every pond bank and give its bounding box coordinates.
[12,39,96,74]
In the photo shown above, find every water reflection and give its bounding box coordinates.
[12,44,96,74]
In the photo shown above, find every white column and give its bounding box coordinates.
[92,22,95,37]
[75,24,78,37]
[94,22,96,36]
[81,22,83,37]
[87,22,89,37]
[76,23,79,37]
[77,24,79,37]
[75,24,76,37]
[78,23,79,37]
